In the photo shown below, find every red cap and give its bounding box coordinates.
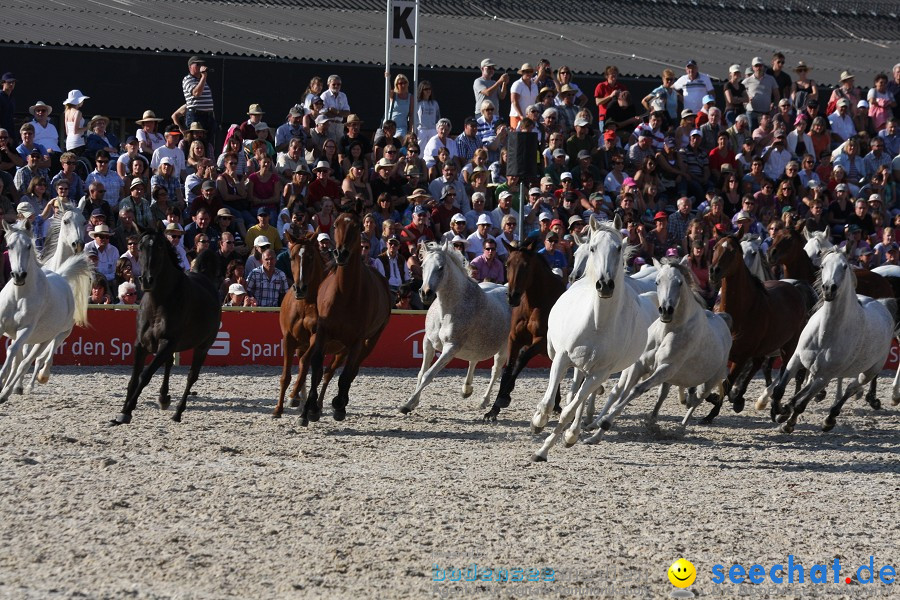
[550,219,564,228]
[654,211,668,221]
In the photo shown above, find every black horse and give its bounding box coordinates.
[110,229,221,425]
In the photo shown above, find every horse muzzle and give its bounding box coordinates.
[708,267,721,285]
[420,288,436,304]
[140,274,153,291]
[596,278,615,298]
[72,240,85,253]
[822,285,837,301]
[659,305,675,323]
[293,283,307,300]
[507,290,522,307]
[11,271,26,286]
[333,248,350,266]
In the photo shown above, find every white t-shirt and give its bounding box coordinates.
[31,120,61,153]
[150,145,187,179]
[673,73,714,113]
[509,79,539,118]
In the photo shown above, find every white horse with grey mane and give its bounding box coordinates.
[400,241,510,414]
[531,217,657,461]
[769,249,896,433]
[584,260,732,440]
[741,234,772,282]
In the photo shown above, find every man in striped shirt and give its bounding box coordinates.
[182,56,217,146]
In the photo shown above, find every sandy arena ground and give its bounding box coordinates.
[0,365,898,599]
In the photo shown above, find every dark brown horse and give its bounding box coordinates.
[768,227,893,299]
[273,231,345,418]
[707,235,807,421]
[485,237,566,420]
[302,209,392,425]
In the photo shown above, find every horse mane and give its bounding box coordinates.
[662,259,708,309]
[741,233,773,278]
[423,240,470,278]
[38,218,61,264]
[146,230,183,271]
[190,248,221,284]
[721,234,767,293]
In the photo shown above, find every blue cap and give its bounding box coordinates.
[413,205,427,215]
[702,94,715,104]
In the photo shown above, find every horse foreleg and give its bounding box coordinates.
[864,376,880,410]
[332,342,365,422]
[778,375,828,433]
[480,344,510,410]
[531,354,572,433]
[157,353,175,410]
[461,360,477,399]
[767,353,803,422]
[892,361,900,406]
[401,344,457,415]
[729,357,763,413]
[400,338,439,414]
[0,341,47,402]
[112,342,173,426]
[320,351,346,408]
[534,371,607,461]
[0,330,36,402]
[588,363,664,440]
[173,344,210,422]
[301,337,326,426]
[275,334,298,418]
[487,341,541,420]
[291,343,314,408]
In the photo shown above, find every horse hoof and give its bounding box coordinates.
[461,386,473,399]
[399,405,412,415]
[307,406,321,423]
[495,394,511,409]
[171,413,182,423]
[272,412,282,419]
[14,386,23,395]
[732,397,745,413]
[599,420,612,431]
[699,416,713,425]
[159,395,171,410]
[780,423,794,434]
[775,411,790,424]
[815,390,827,403]
[530,454,547,463]
[299,417,309,427]
[822,417,836,432]
[892,396,900,407]
[482,410,498,422]
[531,425,544,434]
[289,396,301,408]
[867,398,881,410]
[333,407,346,422]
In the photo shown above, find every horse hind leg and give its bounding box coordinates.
[319,352,346,408]
[780,376,828,434]
[531,354,572,433]
[274,335,298,418]
[331,342,366,422]
[480,345,509,410]
[864,377,880,410]
[823,371,877,432]
[462,360,477,399]
[534,371,606,461]
[485,342,539,421]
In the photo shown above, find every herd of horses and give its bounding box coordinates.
[3,206,899,464]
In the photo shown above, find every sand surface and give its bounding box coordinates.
[1,365,898,599]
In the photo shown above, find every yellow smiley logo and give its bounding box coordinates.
[668,558,697,588]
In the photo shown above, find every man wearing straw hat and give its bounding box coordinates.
[135,110,165,155]
[28,101,60,157]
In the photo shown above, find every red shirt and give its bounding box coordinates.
[708,148,736,174]
[308,177,342,206]
[593,81,627,121]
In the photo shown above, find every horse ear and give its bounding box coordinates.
[501,238,516,254]
[613,213,623,231]
[801,227,811,240]
[652,258,662,270]
[572,231,585,246]
[23,219,32,234]
[441,238,451,252]
[522,236,539,252]
[285,230,298,245]
[589,215,600,232]
[1,220,10,234]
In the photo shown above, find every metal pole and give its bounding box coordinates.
[384,0,393,122]
[412,0,420,133]
[518,183,525,243]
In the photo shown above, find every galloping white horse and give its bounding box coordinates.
[400,241,511,414]
[40,209,85,272]
[769,250,896,433]
[531,217,657,461]
[585,261,732,439]
[741,235,772,282]
[0,221,92,401]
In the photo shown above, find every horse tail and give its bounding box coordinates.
[57,253,93,327]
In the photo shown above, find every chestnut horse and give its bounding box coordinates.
[485,237,566,421]
[302,210,392,426]
[707,235,807,421]
[273,231,345,418]
[768,227,893,299]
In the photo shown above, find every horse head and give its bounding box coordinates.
[331,212,360,266]
[504,237,539,306]
[4,219,35,286]
[820,249,853,302]
[709,235,744,285]
[60,210,86,254]
[804,231,832,268]
[586,217,624,298]
[286,230,318,300]
[767,228,798,267]
[655,261,682,323]
[418,242,446,304]
[138,228,176,291]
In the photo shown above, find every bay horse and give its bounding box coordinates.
[707,235,807,422]
[769,227,893,299]
[302,208,391,426]
[485,236,566,421]
[110,229,221,425]
[273,230,345,418]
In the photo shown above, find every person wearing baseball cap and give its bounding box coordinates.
[474,58,509,116]
[672,60,714,115]
[183,56,217,147]
[744,57,779,130]
[151,124,187,179]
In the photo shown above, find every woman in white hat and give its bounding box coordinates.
[135,110,165,155]
[62,89,89,155]
[510,63,538,129]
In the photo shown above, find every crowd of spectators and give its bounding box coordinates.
[0,53,899,309]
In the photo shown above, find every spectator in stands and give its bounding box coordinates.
[89,271,112,304]
[62,89,89,155]
[766,52,792,101]
[116,280,138,305]
[473,58,509,116]
[373,235,410,302]
[85,150,122,208]
[828,71,861,115]
[16,123,50,169]
[246,207,282,252]
[182,56,216,145]
[441,212,468,244]
[244,247,287,307]
[247,155,279,222]
[223,283,256,308]
[321,74,350,135]
[27,101,60,163]
[829,99,856,143]
[151,125,186,180]
[85,115,119,163]
[151,157,184,211]
[119,179,153,229]
[0,73,16,145]
[135,110,165,156]
[762,130,792,181]
[13,148,43,196]
[416,80,441,141]
[470,238,504,283]
[722,65,749,126]
[50,152,85,201]
[183,207,217,248]
[116,136,144,179]
[86,223,118,280]
[466,213,494,259]
[744,57,780,129]
[80,183,112,225]
[510,63,538,130]
[593,65,627,129]
[674,60,714,115]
